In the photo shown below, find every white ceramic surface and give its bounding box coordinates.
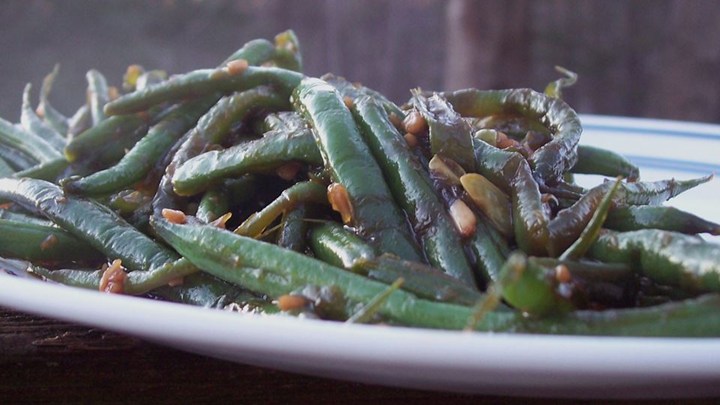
[2,115,720,399]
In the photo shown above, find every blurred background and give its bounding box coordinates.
[2,0,720,123]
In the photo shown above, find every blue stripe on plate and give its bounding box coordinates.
[625,155,720,174]
[583,124,720,142]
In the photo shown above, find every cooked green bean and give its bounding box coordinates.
[445,88,582,185]
[293,77,424,262]
[104,66,303,116]
[2,31,720,338]
[0,217,103,263]
[589,229,720,293]
[38,64,70,135]
[572,144,640,181]
[86,69,110,125]
[605,205,720,235]
[352,96,475,284]
[0,116,62,163]
[0,178,177,271]
[63,96,218,196]
[21,83,66,151]
[171,110,320,196]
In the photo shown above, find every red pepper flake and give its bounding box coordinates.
[99,259,127,294]
[343,96,354,109]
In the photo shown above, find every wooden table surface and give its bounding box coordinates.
[1,307,718,404]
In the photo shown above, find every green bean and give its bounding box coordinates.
[104,66,303,116]
[67,105,92,140]
[64,109,157,163]
[272,29,303,73]
[559,177,621,260]
[151,217,720,336]
[12,157,69,181]
[466,215,511,284]
[0,178,178,271]
[352,96,474,283]
[0,117,62,163]
[27,256,198,296]
[309,222,483,305]
[86,69,110,125]
[64,96,218,196]
[293,77,423,262]
[617,175,712,205]
[169,92,308,197]
[498,252,574,316]
[309,221,377,269]
[21,84,66,151]
[410,90,475,171]
[445,88,582,185]
[471,138,525,193]
[0,218,103,263]
[572,144,640,181]
[605,205,720,235]
[276,203,310,252]
[235,180,328,238]
[0,156,14,177]
[196,188,230,223]
[548,176,713,255]
[322,74,405,119]
[0,209,52,226]
[38,64,69,135]
[0,144,37,171]
[589,229,720,293]
[346,278,404,324]
[149,272,272,310]
[510,160,549,256]
[151,51,292,214]
[544,66,577,100]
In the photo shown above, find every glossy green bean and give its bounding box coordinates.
[21,84,66,151]
[104,66,303,116]
[86,69,110,125]
[276,203,310,252]
[352,96,474,284]
[235,180,327,238]
[38,64,69,135]
[559,177,621,260]
[410,90,475,171]
[510,160,549,256]
[0,117,62,163]
[0,178,178,271]
[605,205,720,235]
[64,96,218,196]
[445,88,582,185]
[293,77,423,262]
[0,218,103,263]
[572,144,640,181]
[171,102,318,197]
[152,217,720,336]
[589,229,720,293]
[0,156,14,177]
[12,157,68,181]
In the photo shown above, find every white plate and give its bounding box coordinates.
[2,115,720,399]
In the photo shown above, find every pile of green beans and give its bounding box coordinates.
[2,31,720,337]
